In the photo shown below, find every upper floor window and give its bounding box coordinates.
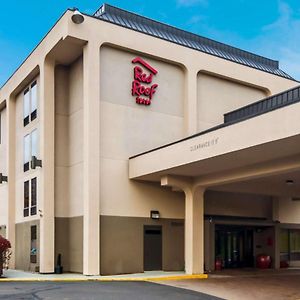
[23,177,37,217]
[23,81,38,127]
[24,129,38,172]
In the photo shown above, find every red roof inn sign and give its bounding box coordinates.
[131,57,158,105]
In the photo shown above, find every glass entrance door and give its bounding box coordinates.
[215,226,254,268]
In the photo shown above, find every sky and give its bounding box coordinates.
[1,0,300,86]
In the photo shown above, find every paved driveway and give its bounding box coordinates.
[0,281,221,300]
[157,269,300,300]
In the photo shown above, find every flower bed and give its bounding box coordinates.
[0,235,11,277]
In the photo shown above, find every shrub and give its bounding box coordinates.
[0,235,12,271]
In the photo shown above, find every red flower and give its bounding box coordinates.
[0,236,11,252]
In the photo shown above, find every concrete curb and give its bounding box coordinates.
[0,274,208,282]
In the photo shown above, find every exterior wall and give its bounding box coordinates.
[0,10,299,275]
[100,216,184,275]
[55,66,69,217]
[100,45,185,219]
[254,227,276,268]
[15,220,39,271]
[277,197,300,224]
[0,107,8,229]
[55,57,83,218]
[205,191,273,219]
[55,217,83,273]
[99,46,186,274]
[0,107,7,173]
[197,73,268,132]
[54,58,84,273]
[100,45,185,158]
[13,77,41,271]
[15,76,41,225]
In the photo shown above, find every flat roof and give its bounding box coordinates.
[94,4,294,80]
[224,85,300,123]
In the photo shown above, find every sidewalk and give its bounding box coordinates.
[0,269,207,282]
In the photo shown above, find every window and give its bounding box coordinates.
[30,225,37,263]
[23,88,30,126]
[23,129,39,172]
[23,81,38,126]
[280,229,300,262]
[31,129,38,158]
[24,134,31,172]
[23,177,37,217]
[24,181,30,217]
[30,82,37,121]
[31,178,37,216]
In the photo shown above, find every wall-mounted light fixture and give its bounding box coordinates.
[31,156,42,169]
[71,8,85,24]
[150,210,160,220]
[0,173,8,184]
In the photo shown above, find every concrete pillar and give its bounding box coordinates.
[184,68,198,136]
[6,97,16,268]
[184,187,205,274]
[161,176,205,274]
[39,58,55,273]
[83,41,100,275]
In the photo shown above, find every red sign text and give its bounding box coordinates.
[131,57,158,106]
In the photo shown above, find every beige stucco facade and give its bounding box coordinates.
[1,5,300,275]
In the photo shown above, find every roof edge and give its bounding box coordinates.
[95,3,280,70]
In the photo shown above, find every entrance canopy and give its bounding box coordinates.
[129,87,300,274]
[129,88,300,197]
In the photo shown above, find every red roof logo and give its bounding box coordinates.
[131,57,158,106]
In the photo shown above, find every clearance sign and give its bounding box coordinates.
[131,57,158,106]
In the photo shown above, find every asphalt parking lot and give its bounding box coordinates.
[0,281,221,300]
[157,269,300,300]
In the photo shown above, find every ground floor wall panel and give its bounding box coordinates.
[100,216,184,275]
[15,220,39,272]
[55,217,83,273]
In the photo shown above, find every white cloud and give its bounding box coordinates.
[216,0,300,80]
[187,15,206,25]
[280,48,300,79]
[257,0,300,80]
[263,1,292,31]
[177,0,300,80]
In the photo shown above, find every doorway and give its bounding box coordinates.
[144,225,162,271]
[215,225,254,268]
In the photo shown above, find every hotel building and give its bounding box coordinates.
[1,4,300,275]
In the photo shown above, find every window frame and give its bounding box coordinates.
[30,225,37,263]
[23,180,30,217]
[23,129,39,172]
[23,177,38,218]
[23,80,38,127]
